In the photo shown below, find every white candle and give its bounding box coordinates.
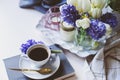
[60,22,75,41]
[62,22,74,29]
[51,16,60,23]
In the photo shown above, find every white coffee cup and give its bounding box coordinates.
[22,44,51,68]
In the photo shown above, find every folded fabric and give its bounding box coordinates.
[34,0,66,13]
[19,0,66,13]
[81,30,120,80]
[19,0,41,8]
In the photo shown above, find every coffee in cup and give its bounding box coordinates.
[28,47,48,61]
[24,44,51,67]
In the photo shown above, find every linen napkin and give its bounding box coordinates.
[81,30,120,80]
[19,0,66,13]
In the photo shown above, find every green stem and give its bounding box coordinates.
[79,28,86,44]
[51,50,62,53]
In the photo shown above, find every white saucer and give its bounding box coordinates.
[19,54,60,79]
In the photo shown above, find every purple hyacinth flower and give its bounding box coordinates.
[86,19,106,40]
[20,39,44,54]
[100,13,118,28]
[60,4,80,27]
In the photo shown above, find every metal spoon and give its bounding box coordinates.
[9,67,52,75]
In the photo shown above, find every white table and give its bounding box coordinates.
[0,0,85,80]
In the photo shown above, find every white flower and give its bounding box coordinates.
[66,0,77,6]
[76,0,82,12]
[76,18,90,29]
[67,0,91,13]
[91,0,107,9]
[77,0,91,12]
[104,23,112,37]
[91,7,102,18]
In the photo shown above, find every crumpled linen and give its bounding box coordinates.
[81,31,120,80]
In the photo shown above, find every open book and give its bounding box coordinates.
[3,45,75,80]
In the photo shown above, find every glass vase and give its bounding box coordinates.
[74,28,105,50]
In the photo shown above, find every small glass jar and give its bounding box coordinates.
[45,6,61,31]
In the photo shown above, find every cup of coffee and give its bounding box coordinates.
[23,44,51,67]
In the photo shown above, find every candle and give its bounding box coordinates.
[51,16,60,23]
[61,22,75,31]
[60,22,75,41]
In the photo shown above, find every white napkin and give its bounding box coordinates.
[81,31,120,80]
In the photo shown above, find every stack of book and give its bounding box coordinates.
[3,45,75,80]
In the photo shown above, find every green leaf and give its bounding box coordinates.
[51,50,62,53]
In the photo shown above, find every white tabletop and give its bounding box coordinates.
[0,0,85,80]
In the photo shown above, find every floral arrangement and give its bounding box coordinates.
[59,0,118,49]
[20,39,44,54]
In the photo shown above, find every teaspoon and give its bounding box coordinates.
[9,67,52,75]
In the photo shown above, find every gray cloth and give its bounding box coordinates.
[81,30,120,80]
